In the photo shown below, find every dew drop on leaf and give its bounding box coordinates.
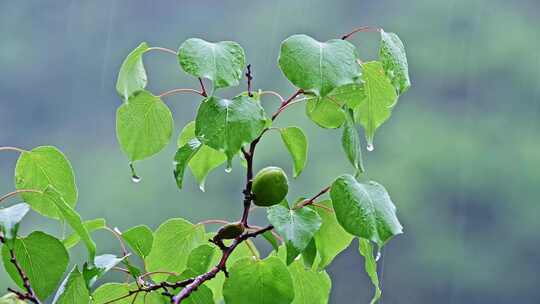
[375,248,382,262]
[367,143,375,152]
[129,162,142,183]
[225,167,232,173]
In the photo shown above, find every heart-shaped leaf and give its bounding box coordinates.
[116,90,173,162]
[145,218,205,281]
[223,256,295,304]
[279,34,361,97]
[379,30,410,95]
[267,205,322,265]
[15,146,77,219]
[330,174,402,246]
[121,225,153,259]
[178,38,246,89]
[195,95,267,169]
[288,259,331,304]
[353,61,397,149]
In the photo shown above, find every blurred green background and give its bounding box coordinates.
[1,0,539,303]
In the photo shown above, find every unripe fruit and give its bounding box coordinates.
[252,166,289,207]
[215,222,245,240]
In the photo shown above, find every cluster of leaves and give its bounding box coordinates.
[0,26,410,304]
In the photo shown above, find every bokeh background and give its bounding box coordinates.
[1,0,539,303]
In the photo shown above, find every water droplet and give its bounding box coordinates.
[367,143,375,152]
[129,162,141,183]
[225,167,232,173]
[199,183,206,192]
[375,249,382,261]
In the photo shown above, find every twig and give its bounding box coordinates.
[271,89,304,121]
[341,26,382,40]
[245,64,253,97]
[159,88,206,98]
[198,78,208,97]
[294,186,331,209]
[0,146,27,153]
[147,47,178,56]
[172,226,273,304]
[0,189,42,204]
[0,234,41,304]
[102,279,194,304]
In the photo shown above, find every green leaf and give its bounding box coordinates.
[359,238,382,304]
[121,225,153,258]
[145,218,205,281]
[52,266,90,304]
[289,259,331,304]
[267,205,322,265]
[279,127,308,178]
[305,84,364,129]
[278,34,361,97]
[353,61,397,149]
[15,146,77,219]
[178,121,227,191]
[91,283,165,304]
[63,218,106,249]
[223,256,295,304]
[187,244,217,275]
[116,42,150,101]
[116,90,173,162]
[178,38,246,89]
[2,231,69,299]
[379,30,411,95]
[313,200,353,270]
[195,95,267,168]
[0,203,30,241]
[44,187,96,263]
[342,109,364,175]
[174,139,202,189]
[330,174,402,247]
[301,238,317,269]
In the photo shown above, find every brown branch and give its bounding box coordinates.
[0,234,41,304]
[341,26,382,40]
[172,226,273,304]
[271,89,304,121]
[198,78,208,97]
[101,279,194,304]
[294,186,331,209]
[0,189,42,204]
[245,64,253,97]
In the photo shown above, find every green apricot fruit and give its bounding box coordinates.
[252,166,289,207]
[215,222,245,240]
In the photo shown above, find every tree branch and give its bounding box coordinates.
[172,226,273,304]
[245,64,253,97]
[0,234,41,304]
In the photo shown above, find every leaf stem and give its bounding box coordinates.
[295,186,331,209]
[158,88,206,98]
[259,91,285,103]
[0,146,27,154]
[341,26,382,40]
[147,47,178,56]
[197,219,230,226]
[0,189,42,204]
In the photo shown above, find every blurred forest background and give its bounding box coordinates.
[1,0,539,303]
